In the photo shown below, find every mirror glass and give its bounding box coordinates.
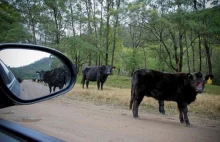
[0,49,71,100]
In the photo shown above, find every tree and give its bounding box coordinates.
[111,0,121,67]
[44,0,67,44]
[0,0,31,42]
[105,0,112,65]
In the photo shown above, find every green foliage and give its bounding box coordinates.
[10,58,51,79]
[1,0,220,86]
[50,56,63,69]
[0,1,31,42]
[59,36,96,63]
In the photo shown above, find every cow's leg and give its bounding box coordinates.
[53,86,56,92]
[132,93,144,119]
[177,103,184,124]
[177,102,190,126]
[100,82,104,90]
[81,76,85,88]
[82,80,85,89]
[49,85,52,93]
[158,100,165,115]
[86,80,89,89]
[182,104,190,126]
[129,85,134,110]
[97,81,100,90]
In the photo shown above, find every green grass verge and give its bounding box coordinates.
[76,75,131,88]
[204,84,220,95]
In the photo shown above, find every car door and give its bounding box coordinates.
[0,60,20,97]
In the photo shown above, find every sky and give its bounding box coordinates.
[0,49,50,67]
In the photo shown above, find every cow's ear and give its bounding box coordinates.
[186,73,193,79]
[101,65,106,70]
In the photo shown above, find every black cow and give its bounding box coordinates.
[158,75,214,115]
[81,65,115,90]
[43,67,67,93]
[129,69,213,126]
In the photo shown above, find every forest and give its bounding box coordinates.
[1,0,220,84]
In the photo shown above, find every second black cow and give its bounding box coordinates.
[130,68,213,126]
[81,65,115,90]
[43,67,67,93]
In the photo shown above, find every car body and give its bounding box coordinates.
[0,59,20,97]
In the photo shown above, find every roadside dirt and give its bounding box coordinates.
[1,94,220,142]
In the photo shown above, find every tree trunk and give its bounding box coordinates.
[93,0,98,66]
[53,8,60,44]
[85,0,92,66]
[99,0,103,66]
[185,33,191,73]
[70,2,76,36]
[198,34,202,71]
[178,29,183,72]
[111,0,120,67]
[204,36,212,74]
[105,0,111,65]
[191,31,195,72]
[26,0,36,44]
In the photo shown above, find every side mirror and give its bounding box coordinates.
[0,43,77,108]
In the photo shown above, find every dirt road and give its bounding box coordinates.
[0,94,220,142]
[19,80,63,100]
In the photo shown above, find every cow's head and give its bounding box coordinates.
[101,65,116,75]
[55,69,67,89]
[186,72,214,93]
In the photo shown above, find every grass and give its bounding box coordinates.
[76,75,131,89]
[71,75,220,119]
[204,84,220,95]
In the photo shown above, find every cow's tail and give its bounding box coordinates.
[129,74,135,110]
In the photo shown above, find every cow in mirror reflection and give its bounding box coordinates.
[130,69,213,126]
[36,67,67,93]
[81,65,116,90]
[43,67,67,93]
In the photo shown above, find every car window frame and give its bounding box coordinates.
[0,60,15,87]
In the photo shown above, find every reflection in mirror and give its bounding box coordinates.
[0,49,70,100]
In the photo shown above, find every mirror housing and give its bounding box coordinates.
[0,43,77,108]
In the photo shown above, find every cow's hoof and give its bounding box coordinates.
[185,124,191,127]
[180,118,184,124]
[185,122,190,126]
[133,116,139,119]
[161,111,165,115]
